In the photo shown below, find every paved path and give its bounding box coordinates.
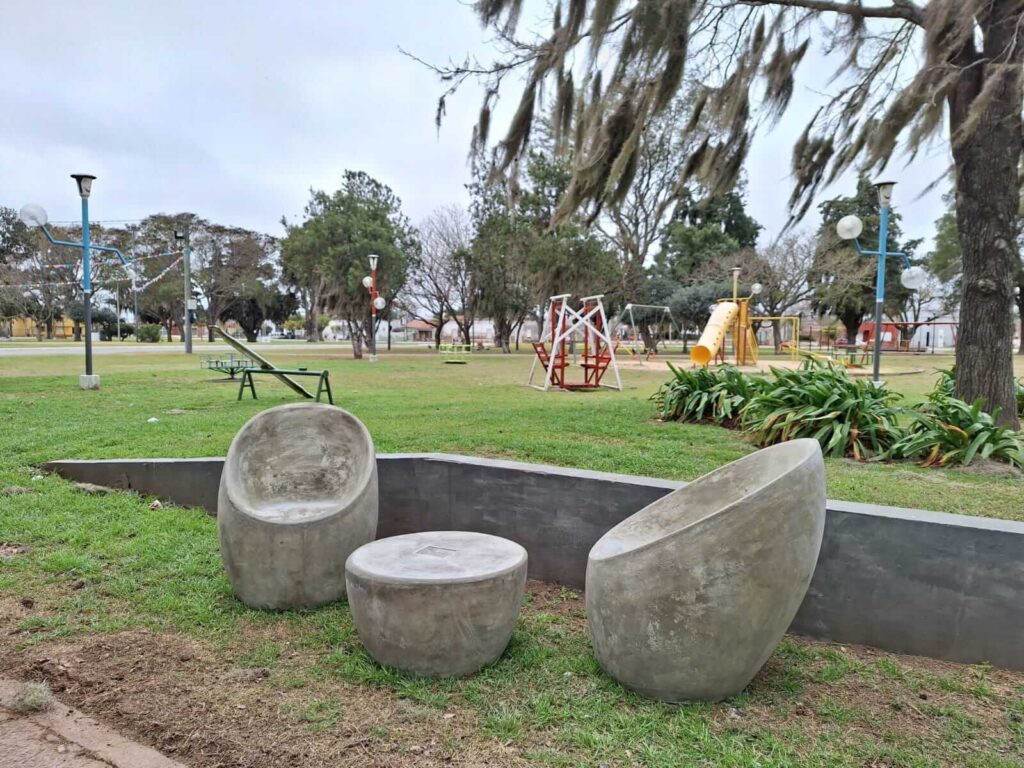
[0,680,186,768]
[0,342,325,357]
[0,343,440,358]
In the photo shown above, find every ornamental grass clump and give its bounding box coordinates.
[653,364,764,427]
[740,361,904,459]
[886,392,1024,469]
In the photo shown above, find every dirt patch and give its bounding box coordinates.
[734,638,1024,764]
[0,543,28,559]
[0,630,528,767]
[0,583,1021,767]
[949,458,1023,479]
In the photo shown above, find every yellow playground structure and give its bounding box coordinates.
[691,268,799,368]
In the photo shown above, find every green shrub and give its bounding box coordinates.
[933,367,955,397]
[137,323,162,343]
[740,361,904,459]
[653,364,763,427]
[886,393,1024,468]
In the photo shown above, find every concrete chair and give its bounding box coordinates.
[586,439,826,702]
[218,403,378,609]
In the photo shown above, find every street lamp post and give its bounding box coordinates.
[175,229,193,354]
[21,176,138,389]
[71,174,97,384]
[836,180,927,384]
[363,254,385,362]
[870,181,896,384]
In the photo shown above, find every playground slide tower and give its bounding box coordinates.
[691,302,739,366]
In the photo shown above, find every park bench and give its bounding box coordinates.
[201,352,255,379]
[237,367,334,404]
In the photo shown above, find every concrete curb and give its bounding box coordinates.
[0,679,185,768]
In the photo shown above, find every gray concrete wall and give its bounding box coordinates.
[44,454,1024,671]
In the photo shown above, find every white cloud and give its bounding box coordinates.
[1,1,949,248]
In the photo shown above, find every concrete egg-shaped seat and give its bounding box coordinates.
[586,439,826,702]
[218,403,378,609]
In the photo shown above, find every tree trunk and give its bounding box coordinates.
[306,283,322,342]
[73,320,82,342]
[839,310,861,346]
[771,320,782,353]
[434,322,443,350]
[948,9,1022,428]
[639,326,658,354]
[1017,272,1024,355]
[495,319,512,353]
[206,297,220,342]
[348,320,364,359]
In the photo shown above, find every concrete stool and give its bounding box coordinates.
[218,403,378,610]
[586,439,826,702]
[346,531,527,677]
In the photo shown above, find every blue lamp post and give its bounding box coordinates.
[836,180,926,383]
[20,176,137,389]
[71,174,97,381]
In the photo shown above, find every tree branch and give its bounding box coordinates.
[739,0,924,26]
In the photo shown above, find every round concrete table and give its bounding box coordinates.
[346,531,527,678]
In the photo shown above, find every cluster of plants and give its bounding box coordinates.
[933,367,1024,420]
[740,364,904,460]
[136,323,162,343]
[652,364,765,428]
[654,361,1024,469]
[887,393,1024,468]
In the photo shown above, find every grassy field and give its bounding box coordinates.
[1,347,1021,519]
[1,348,1023,767]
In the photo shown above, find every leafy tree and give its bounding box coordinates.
[0,207,32,267]
[652,187,761,286]
[189,224,282,342]
[468,150,620,352]
[282,171,417,358]
[467,188,534,353]
[439,0,1024,426]
[668,282,733,343]
[517,150,621,309]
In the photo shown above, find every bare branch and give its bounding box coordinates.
[739,0,924,26]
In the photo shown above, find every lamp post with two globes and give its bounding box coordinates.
[361,254,386,362]
[835,180,927,384]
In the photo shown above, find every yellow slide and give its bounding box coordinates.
[691,302,738,366]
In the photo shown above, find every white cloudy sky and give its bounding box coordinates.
[0,1,948,247]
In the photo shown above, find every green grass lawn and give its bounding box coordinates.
[1,348,1023,767]
[1,348,1020,520]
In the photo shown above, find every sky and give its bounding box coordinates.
[0,1,948,249]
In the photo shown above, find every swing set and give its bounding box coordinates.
[528,294,622,391]
[618,303,678,360]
